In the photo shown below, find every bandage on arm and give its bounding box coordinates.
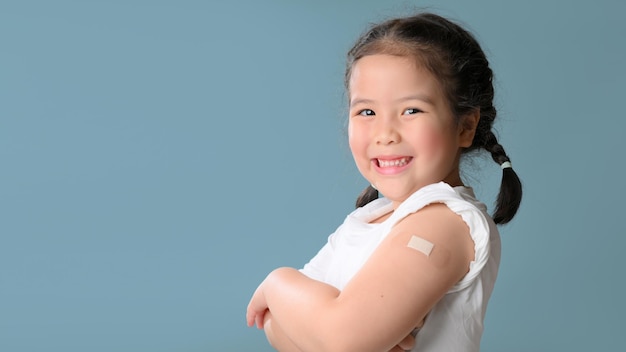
[406,235,451,268]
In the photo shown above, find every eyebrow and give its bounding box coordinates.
[350,94,435,108]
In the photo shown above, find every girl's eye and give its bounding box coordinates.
[403,108,422,115]
[358,109,375,116]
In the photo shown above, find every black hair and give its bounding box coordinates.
[346,13,522,225]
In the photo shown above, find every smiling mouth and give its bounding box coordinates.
[376,157,412,168]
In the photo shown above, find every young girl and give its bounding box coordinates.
[246,12,522,352]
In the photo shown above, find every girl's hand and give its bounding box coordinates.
[389,319,423,352]
[246,285,269,329]
[389,331,415,351]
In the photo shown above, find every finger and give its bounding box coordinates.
[388,345,405,352]
[255,314,264,329]
[246,306,262,328]
[396,332,415,350]
[246,310,254,327]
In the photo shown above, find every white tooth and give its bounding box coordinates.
[378,158,409,167]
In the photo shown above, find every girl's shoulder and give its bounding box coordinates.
[391,182,498,292]
[392,182,488,223]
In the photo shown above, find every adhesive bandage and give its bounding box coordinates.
[406,235,451,268]
[407,235,434,256]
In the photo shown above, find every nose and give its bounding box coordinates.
[375,116,400,145]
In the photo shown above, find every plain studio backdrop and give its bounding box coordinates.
[1,0,624,351]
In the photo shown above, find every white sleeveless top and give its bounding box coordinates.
[300,182,501,351]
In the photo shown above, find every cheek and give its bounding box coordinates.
[412,125,457,164]
[348,122,365,155]
[414,125,445,152]
[423,133,445,151]
[348,123,372,176]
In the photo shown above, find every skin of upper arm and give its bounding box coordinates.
[325,203,475,351]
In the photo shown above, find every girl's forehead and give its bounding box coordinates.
[349,55,444,100]
[351,55,438,82]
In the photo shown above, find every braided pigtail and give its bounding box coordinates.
[355,185,379,208]
[483,131,522,224]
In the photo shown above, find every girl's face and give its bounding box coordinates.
[348,54,475,208]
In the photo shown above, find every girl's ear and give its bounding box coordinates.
[458,109,480,148]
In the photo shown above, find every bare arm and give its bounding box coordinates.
[258,296,417,352]
[261,311,303,352]
[247,203,473,352]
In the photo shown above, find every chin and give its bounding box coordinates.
[376,182,428,202]
[376,187,413,203]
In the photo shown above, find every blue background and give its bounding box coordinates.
[2,0,625,351]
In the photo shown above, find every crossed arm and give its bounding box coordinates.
[246,203,474,352]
